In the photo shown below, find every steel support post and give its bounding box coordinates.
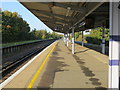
[72,27,75,54]
[108,2,120,89]
[63,34,65,42]
[64,34,67,45]
[82,31,84,47]
[67,33,69,47]
[68,33,70,42]
[102,27,105,54]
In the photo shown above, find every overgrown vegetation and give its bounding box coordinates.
[75,27,109,46]
[2,11,62,44]
[1,10,110,46]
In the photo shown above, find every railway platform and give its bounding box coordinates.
[2,40,108,89]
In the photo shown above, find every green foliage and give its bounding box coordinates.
[2,11,62,44]
[29,29,62,40]
[86,37,102,45]
[2,40,41,47]
[0,9,2,41]
[85,27,109,46]
[75,32,81,40]
[51,32,60,39]
[2,11,30,43]
[74,27,109,46]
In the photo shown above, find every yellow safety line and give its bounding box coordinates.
[92,55,107,64]
[26,42,57,90]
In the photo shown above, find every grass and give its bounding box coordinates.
[75,35,87,43]
[1,40,43,47]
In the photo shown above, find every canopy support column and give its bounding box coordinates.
[72,27,75,54]
[102,27,105,54]
[67,33,69,47]
[82,31,84,47]
[65,34,67,45]
[68,33,70,42]
[63,34,65,42]
[108,2,120,89]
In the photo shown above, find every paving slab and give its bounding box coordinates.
[3,40,108,89]
[37,40,108,88]
[3,41,57,88]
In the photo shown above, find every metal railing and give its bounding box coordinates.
[75,41,109,55]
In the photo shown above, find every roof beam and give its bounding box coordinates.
[38,15,69,21]
[38,16,69,24]
[30,9,72,19]
[73,2,104,27]
[40,2,86,13]
[42,20,69,25]
[45,22,64,27]
[45,22,70,31]
[91,11,108,15]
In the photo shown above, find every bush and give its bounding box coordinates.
[86,36,109,46]
[85,27,109,46]
[86,36,101,45]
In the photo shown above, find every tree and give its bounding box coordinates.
[75,32,81,40]
[85,27,109,46]
[2,10,62,43]
[2,11,30,43]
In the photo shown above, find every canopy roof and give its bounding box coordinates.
[20,1,109,33]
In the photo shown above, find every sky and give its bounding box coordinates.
[1,0,53,33]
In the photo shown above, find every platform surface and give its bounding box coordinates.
[3,40,108,89]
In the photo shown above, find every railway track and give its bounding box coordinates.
[1,39,56,83]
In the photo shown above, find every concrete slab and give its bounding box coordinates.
[53,71,95,88]
[3,41,57,88]
[3,40,108,89]
[37,40,108,88]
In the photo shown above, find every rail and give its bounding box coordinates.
[1,39,57,81]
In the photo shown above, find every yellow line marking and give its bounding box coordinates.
[84,50,107,64]
[75,43,107,64]
[26,42,57,90]
[92,55,107,64]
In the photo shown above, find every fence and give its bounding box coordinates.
[75,41,109,55]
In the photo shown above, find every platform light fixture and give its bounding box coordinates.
[79,22,85,28]
[118,2,120,9]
